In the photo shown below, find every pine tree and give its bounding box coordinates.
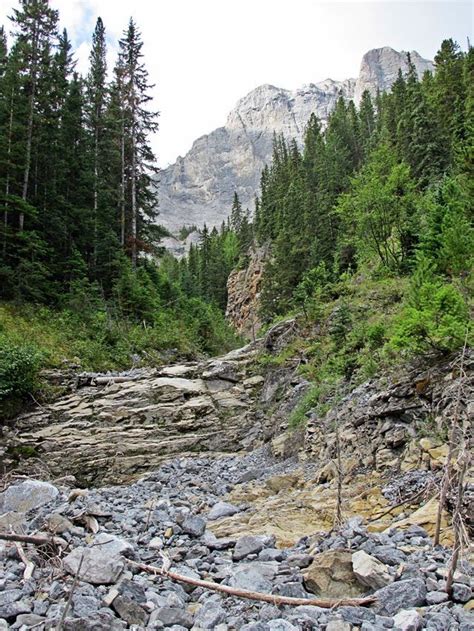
[118,18,159,267]
[10,0,58,231]
[86,17,108,267]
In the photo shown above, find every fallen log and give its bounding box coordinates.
[0,532,377,608]
[0,532,66,548]
[128,559,377,608]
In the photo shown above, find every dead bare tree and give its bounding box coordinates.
[434,336,469,546]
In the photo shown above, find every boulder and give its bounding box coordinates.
[303,549,368,599]
[0,479,59,513]
[63,546,125,585]
[352,550,393,589]
[374,578,427,616]
[392,609,423,630]
[182,515,206,537]
[228,561,278,593]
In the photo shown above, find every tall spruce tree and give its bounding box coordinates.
[118,18,159,267]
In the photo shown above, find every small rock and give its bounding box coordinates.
[233,535,271,561]
[194,601,226,628]
[426,590,449,605]
[15,613,46,627]
[452,582,472,603]
[392,609,422,630]
[267,620,299,630]
[150,606,194,628]
[182,515,206,537]
[207,502,241,521]
[352,550,393,589]
[326,621,352,631]
[113,594,148,626]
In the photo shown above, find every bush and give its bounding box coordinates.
[0,338,40,401]
[390,257,470,354]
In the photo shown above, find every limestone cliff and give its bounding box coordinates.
[225,246,268,339]
[158,47,433,233]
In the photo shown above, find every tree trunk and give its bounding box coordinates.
[93,123,99,265]
[120,116,125,248]
[20,21,39,232]
[130,79,137,268]
[2,85,14,257]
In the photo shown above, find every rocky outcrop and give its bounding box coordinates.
[158,47,433,233]
[225,245,268,338]
[354,47,434,104]
[3,345,264,486]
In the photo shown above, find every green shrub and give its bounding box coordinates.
[0,338,40,401]
[390,257,470,354]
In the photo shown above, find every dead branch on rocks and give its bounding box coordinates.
[0,532,67,549]
[14,541,35,580]
[128,559,376,608]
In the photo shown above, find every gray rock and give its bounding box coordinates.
[202,531,236,551]
[286,553,312,568]
[372,546,406,566]
[112,594,148,626]
[151,607,193,628]
[392,609,423,630]
[426,590,449,605]
[0,590,31,620]
[62,613,126,631]
[274,582,309,599]
[0,480,59,513]
[228,562,277,593]
[374,579,427,616]
[14,613,46,627]
[207,502,241,521]
[182,515,206,537]
[424,611,454,630]
[338,606,376,624]
[267,620,299,631]
[326,621,352,631]
[452,582,472,603]
[233,535,269,561]
[63,546,125,585]
[194,601,226,628]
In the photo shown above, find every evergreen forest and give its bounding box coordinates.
[0,0,472,418]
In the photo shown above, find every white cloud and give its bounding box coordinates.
[0,0,472,167]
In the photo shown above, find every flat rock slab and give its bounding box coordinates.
[0,480,59,514]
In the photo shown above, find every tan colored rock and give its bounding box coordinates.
[265,473,300,493]
[427,444,449,468]
[303,550,368,598]
[352,550,393,589]
[383,497,453,545]
[316,461,337,484]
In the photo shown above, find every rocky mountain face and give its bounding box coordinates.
[158,47,433,233]
[1,323,472,629]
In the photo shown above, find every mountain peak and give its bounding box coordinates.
[158,46,434,234]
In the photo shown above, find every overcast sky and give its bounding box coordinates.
[0,1,472,167]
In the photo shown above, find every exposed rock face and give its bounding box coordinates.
[354,47,434,104]
[5,345,264,486]
[158,47,433,233]
[226,245,268,338]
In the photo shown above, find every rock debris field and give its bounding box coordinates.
[0,448,473,630]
